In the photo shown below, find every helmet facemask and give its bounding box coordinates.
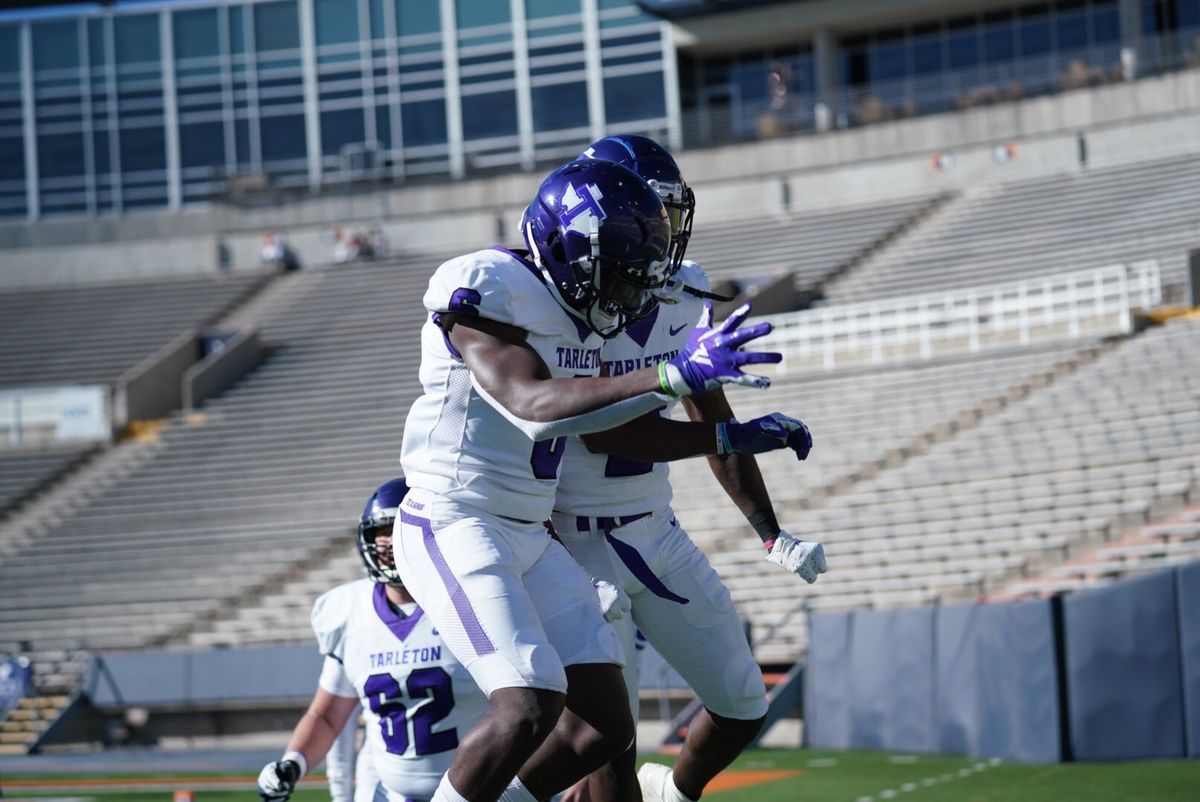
[647,179,695,276]
[358,520,403,586]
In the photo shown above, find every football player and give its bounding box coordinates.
[257,478,488,802]
[395,159,790,802]
[554,135,827,802]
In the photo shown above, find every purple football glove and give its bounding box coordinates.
[718,413,812,460]
[659,302,780,397]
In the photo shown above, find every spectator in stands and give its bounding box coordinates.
[262,231,300,272]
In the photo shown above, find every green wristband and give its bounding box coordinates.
[658,361,678,396]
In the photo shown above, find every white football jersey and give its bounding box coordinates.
[312,579,488,801]
[554,262,709,517]
[400,248,608,522]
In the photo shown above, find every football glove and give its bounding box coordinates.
[719,413,812,460]
[257,754,304,802]
[594,578,631,623]
[660,302,780,396]
[766,531,827,584]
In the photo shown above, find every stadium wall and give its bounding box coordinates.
[806,562,1200,763]
[1,68,1199,286]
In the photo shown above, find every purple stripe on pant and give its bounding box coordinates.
[400,509,495,657]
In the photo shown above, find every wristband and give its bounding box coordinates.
[747,511,780,543]
[657,361,678,397]
[283,750,308,778]
[715,422,734,456]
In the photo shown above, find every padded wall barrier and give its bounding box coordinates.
[804,610,853,749]
[1174,561,1200,758]
[936,600,1061,763]
[1063,568,1185,760]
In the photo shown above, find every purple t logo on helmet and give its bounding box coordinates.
[579,134,694,275]
[522,159,671,339]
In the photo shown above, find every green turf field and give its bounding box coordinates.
[5,749,1199,802]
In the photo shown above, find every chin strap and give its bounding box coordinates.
[681,284,736,302]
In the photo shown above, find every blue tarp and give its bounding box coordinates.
[804,610,853,749]
[1176,561,1200,758]
[1064,568,1185,760]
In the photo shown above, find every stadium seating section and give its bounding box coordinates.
[1,146,1199,750]
[0,274,264,388]
[825,152,1200,304]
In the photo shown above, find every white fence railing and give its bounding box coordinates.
[758,261,1162,375]
[0,386,111,446]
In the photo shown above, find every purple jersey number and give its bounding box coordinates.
[604,453,654,477]
[363,667,457,756]
[530,436,567,480]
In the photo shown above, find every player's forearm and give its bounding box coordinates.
[706,452,780,542]
[491,367,664,423]
[582,415,720,461]
[284,709,342,771]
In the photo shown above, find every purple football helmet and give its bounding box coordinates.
[357,477,408,585]
[580,134,694,275]
[522,159,671,338]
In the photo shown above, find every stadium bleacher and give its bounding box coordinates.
[686,193,942,299]
[824,152,1200,304]
[0,445,94,517]
[0,274,266,388]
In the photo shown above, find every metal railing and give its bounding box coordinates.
[757,261,1162,375]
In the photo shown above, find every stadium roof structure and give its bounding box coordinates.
[635,0,804,19]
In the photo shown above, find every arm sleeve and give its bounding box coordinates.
[470,375,671,439]
[324,706,359,802]
[317,655,357,698]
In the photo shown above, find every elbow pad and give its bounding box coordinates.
[471,376,669,440]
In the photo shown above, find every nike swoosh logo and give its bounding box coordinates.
[669,323,688,336]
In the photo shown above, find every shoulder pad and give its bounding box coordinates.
[676,260,710,294]
[310,580,367,660]
[424,249,551,328]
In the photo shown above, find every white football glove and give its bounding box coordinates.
[594,578,632,623]
[257,753,305,802]
[766,531,827,584]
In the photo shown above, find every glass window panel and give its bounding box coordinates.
[320,108,366,154]
[115,15,160,66]
[0,26,20,74]
[1181,0,1200,27]
[175,9,221,61]
[461,89,518,138]
[532,81,588,130]
[315,0,359,46]
[87,19,106,68]
[457,0,510,29]
[402,97,447,145]
[1020,16,1052,56]
[256,1,301,53]
[599,0,632,8]
[1092,3,1121,42]
[603,71,665,122]
[947,27,979,69]
[398,0,441,36]
[869,41,908,82]
[260,113,307,160]
[180,121,225,168]
[1057,9,1089,50]
[39,132,85,178]
[235,118,251,164]
[527,0,579,17]
[230,6,247,54]
[375,103,391,146]
[912,34,943,74]
[0,136,24,181]
[984,21,1015,63]
[370,0,386,39]
[93,130,111,174]
[1141,0,1160,35]
[121,125,166,172]
[33,21,80,73]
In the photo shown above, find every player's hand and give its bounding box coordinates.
[720,413,812,460]
[766,531,827,584]
[593,578,631,623]
[257,758,302,802]
[660,302,780,396]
